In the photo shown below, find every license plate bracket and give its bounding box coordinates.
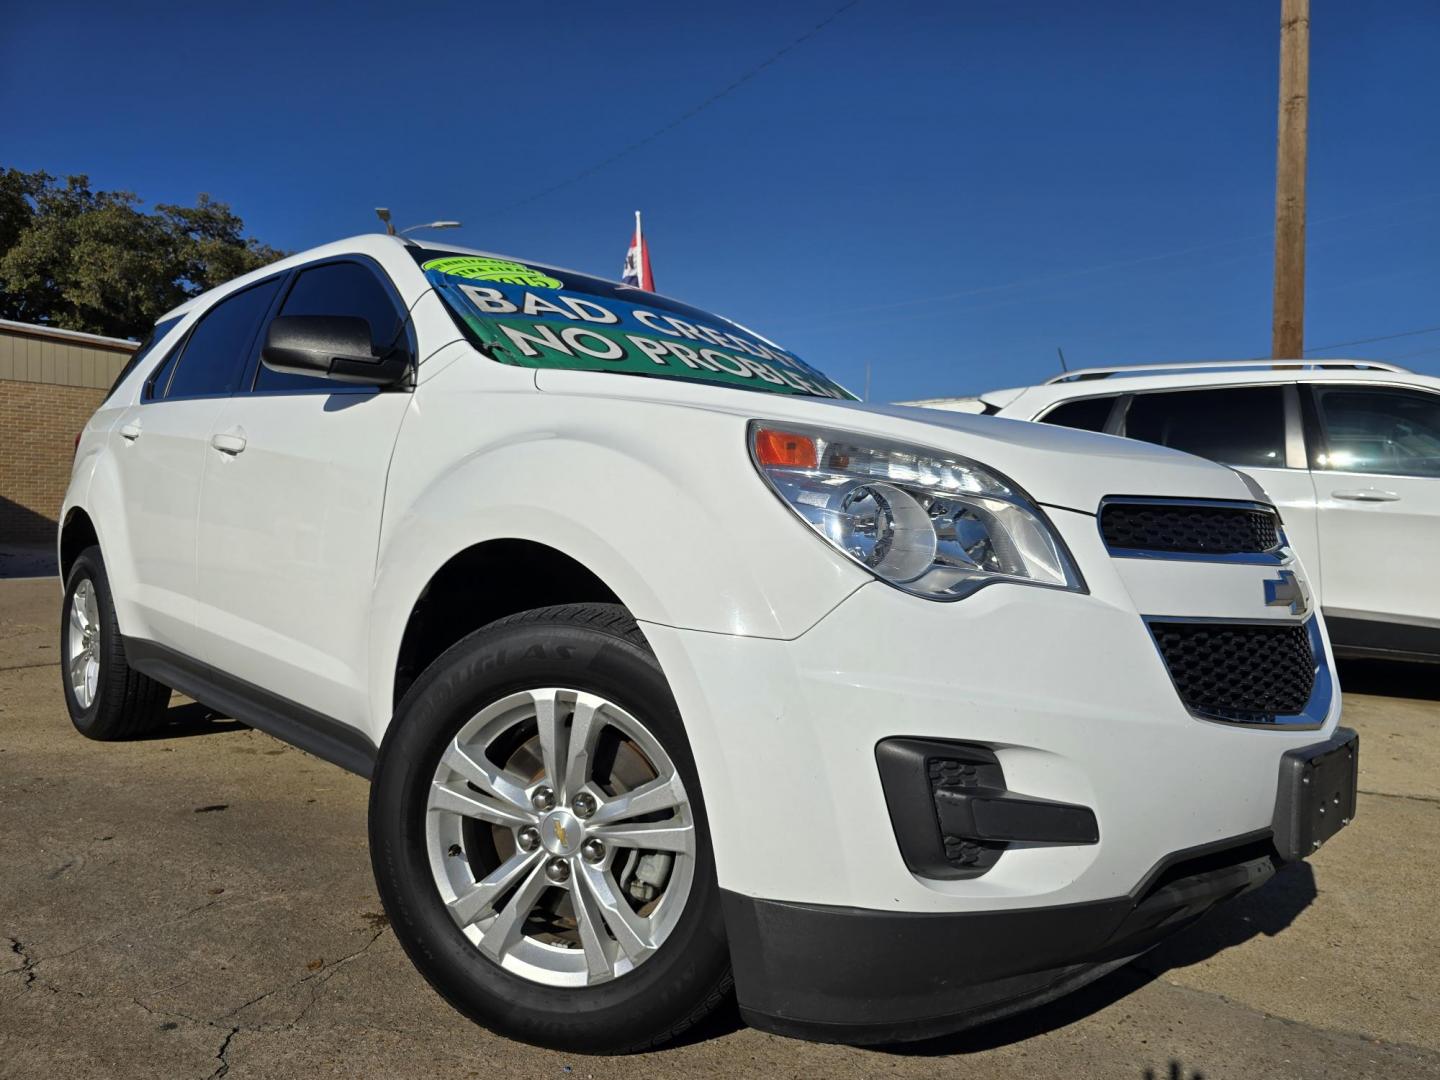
[1272,727,1359,862]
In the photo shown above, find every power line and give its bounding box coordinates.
[489,1,862,217]
[1304,324,1440,353]
[766,189,1440,334]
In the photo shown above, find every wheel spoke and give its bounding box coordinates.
[428,781,535,828]
[590,820,694,855]
[68,652,89,688]
[530,688,565,796]
[478,859,551,963]
[440,741,533,814]
[576,862,656,965]
[568,869,616,981]
[68,600,86,640]
[448,848,540,926]
[560,693,605,801]
[590,773,685,825]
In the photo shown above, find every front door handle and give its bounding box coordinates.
[118,423,142,442]
[1331,488,1400,503]
[210,432,247,456]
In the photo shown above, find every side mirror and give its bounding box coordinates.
[261,315,411,387]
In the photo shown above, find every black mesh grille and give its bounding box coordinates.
[1102,502,1279,555]
[1151,621,1315,722]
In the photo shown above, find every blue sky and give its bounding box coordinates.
[4,1,1438,400]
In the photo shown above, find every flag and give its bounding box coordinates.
[621,210,655,292]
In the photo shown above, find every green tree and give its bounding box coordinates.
[0,168,285,339]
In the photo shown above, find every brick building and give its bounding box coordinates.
[0,320,136,545]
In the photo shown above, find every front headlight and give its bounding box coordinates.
[749,421,1084,600]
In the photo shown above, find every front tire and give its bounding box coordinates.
[61,545,170,739]
[369,604,731,1053]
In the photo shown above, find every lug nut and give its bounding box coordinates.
[517,826,540,852]
[531,786,555,812]
[572,792,597,819]
[581,839,605,864]
[544,857,571,883]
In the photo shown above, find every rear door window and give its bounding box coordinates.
[253,260,405,392]
[1311,385,1440,478]
[104,317,182,403]
[1038,396,1116,432]
[162,278,283,399]
[1123,386,1287,468]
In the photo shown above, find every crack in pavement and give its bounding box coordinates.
[1359,787,1440,806]
[207,1026,240,1080]
[13,922,391,1075]
[7,936,38,987]
[215,925,390,1026]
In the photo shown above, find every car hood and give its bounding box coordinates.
[532,369,1255,513]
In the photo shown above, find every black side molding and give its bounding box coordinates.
[1324,613,1440,664]
[123,637,378,778]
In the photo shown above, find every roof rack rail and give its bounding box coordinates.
[1045,358,1412,384]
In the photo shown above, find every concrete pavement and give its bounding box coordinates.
[2,576,1437,1079]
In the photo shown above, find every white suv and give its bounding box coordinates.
[918,360,1440,663]
[60,237,1358,1051]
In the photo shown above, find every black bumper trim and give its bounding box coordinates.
[875,737,1098,881]
[722,830,1278,1044]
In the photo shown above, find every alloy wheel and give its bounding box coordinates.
[425,687,696,987]
[67,578,101,710]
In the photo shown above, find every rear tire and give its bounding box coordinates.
[61,546,170,740]
[369,603,731,1053]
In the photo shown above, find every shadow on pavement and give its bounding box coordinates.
[132,699,247,740]
[1336,658,1440,701]
[870,860,1317,1057]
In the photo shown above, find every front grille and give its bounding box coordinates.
[1102,502,1279,555]
[1150,621,1316,722]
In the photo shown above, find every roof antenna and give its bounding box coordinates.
[1056,346,1069,373]
[375,208,396,236]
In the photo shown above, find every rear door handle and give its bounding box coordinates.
[1331,488,1400,503]
[118,423,142,442]
[210,432,247,456]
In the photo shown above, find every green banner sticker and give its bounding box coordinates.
[421,256,563,289]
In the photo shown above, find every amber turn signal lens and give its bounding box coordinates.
[753,427,818,468]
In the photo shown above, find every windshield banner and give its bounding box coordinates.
[424,259,853,399]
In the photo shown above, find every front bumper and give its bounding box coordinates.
[638,502,1350,1039]
[724,729,1355,1043]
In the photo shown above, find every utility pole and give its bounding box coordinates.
[1271,0,1310,359]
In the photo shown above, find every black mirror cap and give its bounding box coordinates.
[261,315,411,387]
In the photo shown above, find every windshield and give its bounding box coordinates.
[413,248,853,399]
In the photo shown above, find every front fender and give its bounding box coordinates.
[367,389,870,737]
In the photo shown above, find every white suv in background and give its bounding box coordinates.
[61,238,1357,1051]
[914,360,1440,664]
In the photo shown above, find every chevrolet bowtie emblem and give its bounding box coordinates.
[552,820,568,847]
[1264,570,1308,617]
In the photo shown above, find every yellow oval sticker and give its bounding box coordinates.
[423,256,562,289]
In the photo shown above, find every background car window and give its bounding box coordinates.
[1313,386,1440,478]
[1123,386,1287,468]
[254,261,403,392]
[163,279,282,399]
[1038,396,1115,432]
